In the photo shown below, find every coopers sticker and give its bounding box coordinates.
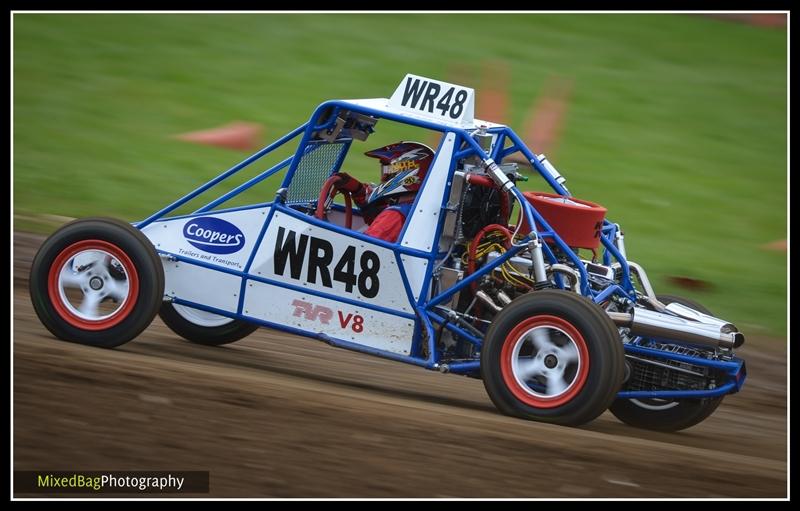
[183,217,245,254]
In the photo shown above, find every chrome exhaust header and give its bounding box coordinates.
[663,302,737,334]
[607,308,744,350]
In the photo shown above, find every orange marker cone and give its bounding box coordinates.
[477,59,510,124]
[522,74,574,158]
[761,239,787,252]
[175,121,264,151]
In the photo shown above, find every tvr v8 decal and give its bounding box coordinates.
[291,299,364,333]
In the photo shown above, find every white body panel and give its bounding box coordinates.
[249,211,420,313]
[141,204,428,355]
[243,280,415,355]
[342,99,503,131]
[400,133,456,252]
[400,255,429,303]
[164,261,242,314]
[141,206,271,271]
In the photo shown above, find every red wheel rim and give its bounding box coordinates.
[500,315,590,408]
[47,239,139,331]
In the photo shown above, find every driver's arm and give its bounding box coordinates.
[335,172,371,207]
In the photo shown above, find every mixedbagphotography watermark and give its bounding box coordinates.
[14,471,209,494]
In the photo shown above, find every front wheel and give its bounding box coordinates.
[481,290,625,426]
[158,302,259,346]
[29,217,165,348]
[609,294,724,431]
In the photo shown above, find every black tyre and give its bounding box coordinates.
[29,217,164,348]
[609,294,724,432]
[481,290,625,426]
[159,302,258,346]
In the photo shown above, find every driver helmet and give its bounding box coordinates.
[363,141,434,205]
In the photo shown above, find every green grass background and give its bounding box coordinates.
[13,14,787,335]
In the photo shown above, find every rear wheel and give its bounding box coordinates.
[158,302,258,346]
[481,290,625,426]
[609,294,724,431]
[29,217,164,348]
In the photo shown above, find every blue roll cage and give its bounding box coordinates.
[135,99,745,399]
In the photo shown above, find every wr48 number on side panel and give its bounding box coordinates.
[274,227,381,298]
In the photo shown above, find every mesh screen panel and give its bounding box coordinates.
[285,142,347,204]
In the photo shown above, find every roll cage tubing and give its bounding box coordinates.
[136,100,635,298]
[296,101,635,300]
[129,99,747,396]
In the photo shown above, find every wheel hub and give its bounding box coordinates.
[52,246,133,322]
[504,319,588,406]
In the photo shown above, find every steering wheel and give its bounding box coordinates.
[316,175,353,229]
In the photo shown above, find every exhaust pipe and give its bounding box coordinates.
[663,302,738,334]
[607,309,744,350]
[475,290,503,313]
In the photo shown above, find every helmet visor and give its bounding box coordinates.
[381,161,419,182]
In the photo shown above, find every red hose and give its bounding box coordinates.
[465,174,495,188]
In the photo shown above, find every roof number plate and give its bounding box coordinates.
[389,74,475,128]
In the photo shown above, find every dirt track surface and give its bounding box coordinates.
[13,232,788,498]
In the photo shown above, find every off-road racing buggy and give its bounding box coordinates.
[29,74,747,430]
